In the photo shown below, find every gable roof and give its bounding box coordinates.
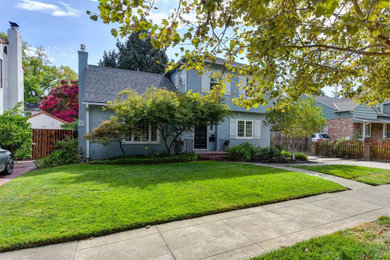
[29,111,68,124]
[83,65,176,104]
[316,95,350,110]
[333,100,359,112]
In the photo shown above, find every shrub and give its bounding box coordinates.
[35,137,79,168]
[90,152,198,165]
[281,150,292,159]
[294,152,308,161]
[228,142,256,161]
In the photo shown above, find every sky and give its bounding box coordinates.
[0,0,178,71]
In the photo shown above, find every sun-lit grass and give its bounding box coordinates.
[0,161,345,252]
[253,216,390,259]
[293,164,390,185]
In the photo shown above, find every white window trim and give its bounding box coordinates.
[359,123,371,138]
[122,125,161,144]
[236,120,254,139]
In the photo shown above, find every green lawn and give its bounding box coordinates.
[293,164,390,185]
[0,161,345,252]
[254,216,390,259]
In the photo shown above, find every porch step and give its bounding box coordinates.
[196,151,228,161]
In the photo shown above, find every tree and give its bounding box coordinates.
[87,88,229,155]
[40,80,78,122]
[89,0,390,107]
[84,118,128,157]
[99,31,169,74]
[0,103,32,159]
[265,98,326,160]
[23,45,77,103]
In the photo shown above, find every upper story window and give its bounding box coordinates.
[237,120,253,138]
[376,104,383,113]
[210,75,220,90]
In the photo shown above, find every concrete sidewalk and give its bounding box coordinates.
[308,156,390,169]
[1,182,389,260]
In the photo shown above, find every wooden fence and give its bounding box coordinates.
[32,129,73,160]
[315,140,363,159]
[371,141,390,161]
[270,132,313,154]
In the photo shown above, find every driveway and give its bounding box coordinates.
[0,161,36,187]
[308,155,390,169]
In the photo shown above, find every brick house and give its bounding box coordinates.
[315,96,390,141]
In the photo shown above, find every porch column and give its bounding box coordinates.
[362,122,366,142]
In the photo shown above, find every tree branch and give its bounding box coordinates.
[290,44,390,56]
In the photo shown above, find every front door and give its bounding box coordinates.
[194,125,208,149]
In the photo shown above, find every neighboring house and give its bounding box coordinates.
[77,45,271,160]
[0,23,24,115]
[28,111,67,130]
[315,95,390,141]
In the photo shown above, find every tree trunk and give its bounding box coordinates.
[119,141,125,157]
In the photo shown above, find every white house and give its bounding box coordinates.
[0,23,24,114]
[28,111,67,130]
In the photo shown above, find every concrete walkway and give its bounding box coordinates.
[308,156,390,169]
[0,161,36,187]
[1,182,389,260]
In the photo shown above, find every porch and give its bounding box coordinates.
[353,118,390,142]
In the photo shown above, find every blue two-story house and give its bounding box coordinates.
[77,45,271,160]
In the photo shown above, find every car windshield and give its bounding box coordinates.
[319,134,330,139]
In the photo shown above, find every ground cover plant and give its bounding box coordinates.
[293,164,390,186]
[0,161,344,252]
[254,216,390,259]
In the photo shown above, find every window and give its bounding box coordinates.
[377,104,383,113]
[385,124,390,139]
[237,120,253,138]
[359,123,371,138]
[123,123,159,143]
[210,76,219,90]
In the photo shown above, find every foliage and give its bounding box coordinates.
[89,0,390,107]
[0,161,344,252]
[228,142,255,161]
[281,150,292,159]
[254,147,284,163]
[84,119,127,157]
[294,164,390,185]
[23,45,77,103]
[90,152,197,165]
[294,152,308,161]
[61,119,78,131]
[40,80,78,122]
[0,104,32,158]
[99,31,169,74]
[106,88,229,155]
[265,98,326,159]
[34,137,79,169]
[254,216,390,259]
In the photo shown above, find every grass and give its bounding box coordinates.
[0,161,345,252]
[293,164,390,185]
[254,216,390,259]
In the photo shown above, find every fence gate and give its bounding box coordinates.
[32,129,73,160]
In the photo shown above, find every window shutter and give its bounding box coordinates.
[202,71,210,93]
[238,76,246,96]
[254,120,261,138]
[224,78,231,95]
[230,119,237,139]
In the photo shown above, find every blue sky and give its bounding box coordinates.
[0,0,177,71]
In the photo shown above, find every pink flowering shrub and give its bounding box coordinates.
[40,81,79,122]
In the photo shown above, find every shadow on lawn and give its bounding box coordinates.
[19,161,293,189]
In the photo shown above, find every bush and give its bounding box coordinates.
[281,150,292,159]
[254,147,285,162]
[35,137,79,168]
[90,152,198,165]
[228,142,255,161]
[294,152,308,161]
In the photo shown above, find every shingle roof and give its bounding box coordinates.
[333,100,359,111]
[83,65,177,103]
[316,95,350,110]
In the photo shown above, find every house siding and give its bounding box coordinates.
[383,104,390,115]
[352,104,377,119]
[315,102,352,119]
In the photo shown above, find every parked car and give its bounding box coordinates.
[0,148,14,175]
[311,133,330,143]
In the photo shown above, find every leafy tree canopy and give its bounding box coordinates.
[23,45,77,103]
[99,31,169,74]
[265,98,326,159]
[89,0,390,108]
[86,88,229,155]
[0,103,32,159]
